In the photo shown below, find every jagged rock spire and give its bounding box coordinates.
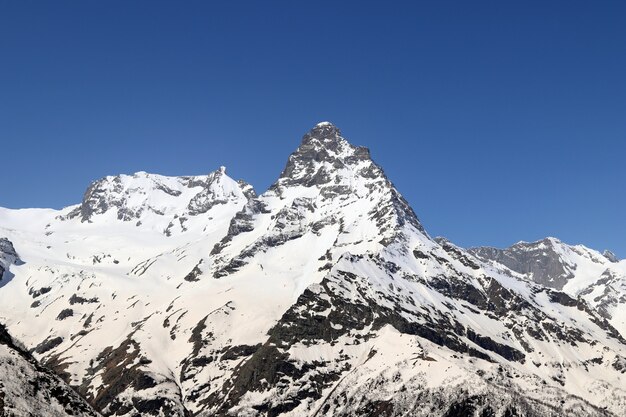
[276,122,374,188]
[301,121,343,147]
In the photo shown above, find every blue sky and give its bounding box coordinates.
[1,1,625,256]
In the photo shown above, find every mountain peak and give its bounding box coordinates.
[276,123,373,188]
[62,168,251,225]
[297,121,347,156]
[259,123,425,242]
[303,121,342,144]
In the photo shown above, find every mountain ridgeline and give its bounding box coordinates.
[0,123,624,417]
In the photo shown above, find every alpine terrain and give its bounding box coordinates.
[0,122,624,417]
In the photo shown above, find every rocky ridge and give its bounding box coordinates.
[471,237,626,336]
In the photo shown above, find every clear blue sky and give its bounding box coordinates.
[1,1,625,256]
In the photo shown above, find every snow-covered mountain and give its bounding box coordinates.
[471,237,626,338]
[0,123,625,417]
[63,167,254,234]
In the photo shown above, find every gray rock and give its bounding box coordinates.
[0,238,20,284]
[603,250,619,263]
[0,323,100,416]
[469,238,575,289]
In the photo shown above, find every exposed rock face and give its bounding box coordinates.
[470,237,626,338]
[469,238,575,289]
[0,123,625,417]
[0,323,99,417]
[604,250,619,263]
[0,238,19,280]
[277,122,372,187]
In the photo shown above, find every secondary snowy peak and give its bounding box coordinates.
[63,167,254,224]
[471,237,626,336]
[470,237,619,290]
